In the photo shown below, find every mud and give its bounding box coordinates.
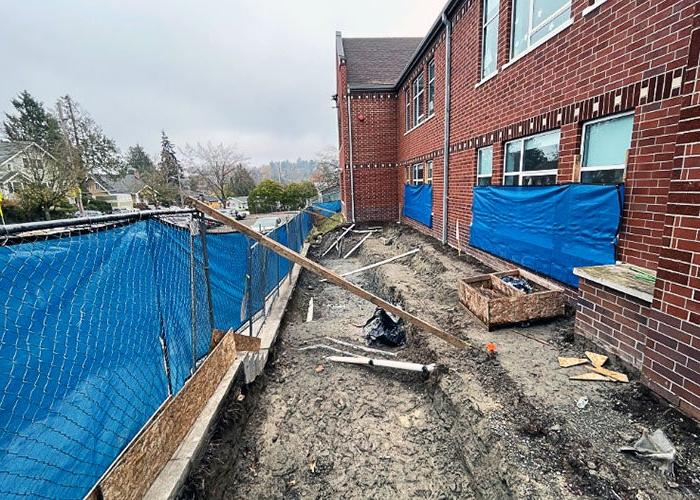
[180,223,699,499]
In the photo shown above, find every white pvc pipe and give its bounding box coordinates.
[327,356,436,373]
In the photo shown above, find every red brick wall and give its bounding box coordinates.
[640,4,700,420]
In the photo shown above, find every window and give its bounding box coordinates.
[477,147,493,186]
[504,130,560,186]
[511,0,571,59]
[412,75,425,127]
[412,163,424,185]
[426,161,434,185]
[405,88,411,131]
[481,0,500,80]
[404,165,411,184]
[581,113,634,184]
[428,60,436,116]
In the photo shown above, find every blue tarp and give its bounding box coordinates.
[312,200,342,214]
[403,184,433,228]
[470,184,624,287]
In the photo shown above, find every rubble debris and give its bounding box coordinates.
[315,365,325,374]
[558,357,589,368]
[569,372,612,382]
[321,224,355,257]
[576,396,589,409]
[343,233,372,259]
[501,275,534,294]
[585,351,608,368]
[324,337,397,357]
[620,429,677,475]
[363,308,406,347]
[486,342,497,354]
[326,356,436,374]
[306,298,314,323]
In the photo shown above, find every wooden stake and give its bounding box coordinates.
[187,198,468,350]
[306,298,314,323]
[322,224,355,257]
[336,249,420,278]
[343,232,372,259]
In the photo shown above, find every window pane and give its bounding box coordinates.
[485,0,499,20]
[505,142,521,173]
[477,177,492,187]
[511,0,530,57]
[523,131,560,172]
[503,175,518,186]
[531,7,571,45]
[482,21,498,78]
[533,0,568,29]
[583,114,634,168]
[581,169,624,184]
[478,147,493,176]
[522,174,557,186]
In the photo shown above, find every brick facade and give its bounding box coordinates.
[335,0,700,418]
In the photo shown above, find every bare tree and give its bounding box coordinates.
[182,142,247,205]
[311,146,340,190]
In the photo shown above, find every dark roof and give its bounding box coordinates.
[342,37,423,90]
[0,141,33,166]
[93,173,147,194]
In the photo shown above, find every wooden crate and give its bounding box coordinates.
[458,269,565,330]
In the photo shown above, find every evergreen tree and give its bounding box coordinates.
[159,131,182,185]
[3,91,62,152]
[125,144,154,174]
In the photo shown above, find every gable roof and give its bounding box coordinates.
[92,173,147,195]
[0,141,34,167]
[341,37,423,90]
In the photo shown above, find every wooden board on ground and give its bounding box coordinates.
[570,372,613,382]
[588,365,629,383]
[458,270,565,330]
[559,357,589,368]
[585,351,608,368]
[188,198,468,350]
[232,333,262,352]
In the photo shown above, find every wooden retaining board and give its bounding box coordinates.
[458,270,565,330]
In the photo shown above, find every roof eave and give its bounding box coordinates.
[348,83,397,92]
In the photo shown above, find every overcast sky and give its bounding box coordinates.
[1,0,444,165]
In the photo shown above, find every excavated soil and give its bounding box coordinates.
[180,223,699,499]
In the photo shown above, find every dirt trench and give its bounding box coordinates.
[180,223,699,499]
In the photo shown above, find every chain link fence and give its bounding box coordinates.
[0,208,314,499]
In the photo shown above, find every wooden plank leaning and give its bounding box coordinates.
[186,197,468,350]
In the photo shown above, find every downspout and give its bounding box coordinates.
[441,12,453,245]
[346,86,356,222]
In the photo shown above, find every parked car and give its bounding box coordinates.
[74,210,103,218]
[252,217,282,233]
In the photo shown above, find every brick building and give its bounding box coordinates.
[335,0,700,419]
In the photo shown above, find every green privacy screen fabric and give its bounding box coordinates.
[470,184,624,287]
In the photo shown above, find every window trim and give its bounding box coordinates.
[480,0,500,82]
[582,0,609,16]
[412,163,425,185]
[579,111,634,181]
[504,0,573,70]
[504,129,561,186]
[477,146,494,186]
[426,160,434,185]
[405,88,411,132]
[427,60,436,117]
[412,75,426,127]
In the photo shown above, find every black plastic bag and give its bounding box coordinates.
[501,275,533,294]
[363,308,406,347]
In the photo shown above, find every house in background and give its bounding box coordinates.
[335,0,700,419]
[317,184,340,203]
[87,173,156,210]
[227,196,249,212]
[0,141,56,198]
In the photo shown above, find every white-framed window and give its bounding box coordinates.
[428,60,436,116]
[412,75,425,127]
[511,0,571,59]
[426,160,434,185]
[405,88,411,131]
[504,130,560,186]
[481,0,500,80]
[477,146,493,186]
[581,112,634,184]
[412,163,424,185]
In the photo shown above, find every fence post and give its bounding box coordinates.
[199,219,216,331]
[247,238,253,337]
[148,220,173,396]
[189,219,198,373]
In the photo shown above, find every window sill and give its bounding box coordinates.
[404,113,436,136]
[582,0,609,17]
[501,18,574,71]
[475,71,498,89]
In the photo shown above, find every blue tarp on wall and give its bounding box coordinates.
[470,184,624,287]
[403,184,433,228]
[312,200,342,214]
